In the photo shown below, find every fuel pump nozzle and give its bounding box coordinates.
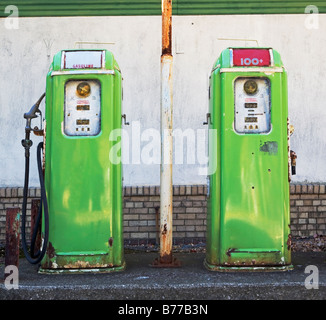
[22,93,45,157]
[23,92,45,135]
[21,93,49,265]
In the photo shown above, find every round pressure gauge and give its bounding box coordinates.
[76,82,91,98]
[244,80,258,95]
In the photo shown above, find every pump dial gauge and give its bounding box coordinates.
[244,80,258,95]
[76,82,91,98]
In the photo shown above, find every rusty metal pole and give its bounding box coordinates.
[4,208,20,278]
[152,0,180,267]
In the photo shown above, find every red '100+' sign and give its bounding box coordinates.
[233,49,271,67]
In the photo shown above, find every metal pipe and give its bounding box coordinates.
[160,54,173,264]
[152,0,179,267]
[162,0,172,56]
[4,208,20,278]
[160,0,173,264]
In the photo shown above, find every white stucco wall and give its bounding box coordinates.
[0,14,325,187]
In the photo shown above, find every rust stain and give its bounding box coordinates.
[290,150,297,175]
[168,67,173,82]
[33,128,44,136]
[162,0,172,56]
[152,255,181,267]
[287,117,291,182]
[224,250,285,267]
[31,199,42,256]
[160,222,173,262]
[42,121,46,172]
[108,237,113,247]
[287,234,292,251]
[63,261,113,269]
[162,223,168,235]
[46,242,56,259]
[160,252,173,265]
[5,207,20,269]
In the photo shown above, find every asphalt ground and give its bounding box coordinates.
[0,251,325,302]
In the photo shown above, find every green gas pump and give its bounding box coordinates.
[205,47,294,271]
[22,50,125,273]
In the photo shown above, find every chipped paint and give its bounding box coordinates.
[39,263,125,274]
[63,261,113,269]
[259,141,278,155]
[47,242,56,259]
[222,248,293,268]
[40,252,126,273]
[204,260,293,272]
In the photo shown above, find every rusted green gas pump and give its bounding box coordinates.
[22,50,125,273]
[205,47,295,271]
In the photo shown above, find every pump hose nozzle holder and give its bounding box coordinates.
[21,93,49,264]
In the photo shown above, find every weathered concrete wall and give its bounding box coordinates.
[0,14,326,187]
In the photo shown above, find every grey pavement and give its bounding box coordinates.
[0,251,325,300]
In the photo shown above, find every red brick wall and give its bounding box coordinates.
[290,184,326,237]
[1,184,325,245]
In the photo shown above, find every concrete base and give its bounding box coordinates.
[0,252,325,300]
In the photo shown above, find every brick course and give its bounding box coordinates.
[0,184,325,246]
[123,186,207,245]
[290,184,326,237]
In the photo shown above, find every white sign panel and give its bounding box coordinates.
[63,51,103,69]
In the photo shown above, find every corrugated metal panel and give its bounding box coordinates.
[1,0,325,17]
[0,0,161,17]
[174,0,326,15]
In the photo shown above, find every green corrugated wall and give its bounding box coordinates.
[0,0,325,17]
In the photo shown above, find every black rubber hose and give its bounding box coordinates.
[21,142,49,264]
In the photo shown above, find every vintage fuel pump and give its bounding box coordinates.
[22,49,125,273]
[205,48,296,271]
